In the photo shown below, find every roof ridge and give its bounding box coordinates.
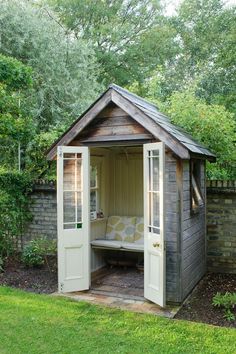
[109,83,159,110]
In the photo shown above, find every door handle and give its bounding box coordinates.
[153,242,160,248]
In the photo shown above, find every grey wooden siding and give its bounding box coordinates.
[165,153,181,303]
[181,160,206,299]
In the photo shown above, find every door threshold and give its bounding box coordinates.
[52,291,178,318]
[90,288,145,301]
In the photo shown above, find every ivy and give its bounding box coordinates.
[0,169,33,258]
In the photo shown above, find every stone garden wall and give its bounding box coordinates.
[24,180,236,274]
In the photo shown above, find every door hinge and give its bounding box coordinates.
[59,283,64,292]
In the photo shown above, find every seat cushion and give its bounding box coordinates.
[134,217,144,244]
[106,216,136,242]
[121,242,144,252]
[91,239,121,249]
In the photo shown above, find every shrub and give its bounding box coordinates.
[212,292,236,321]
[0,169,32,258]
[22,237,57,269]
[22,241,44,267]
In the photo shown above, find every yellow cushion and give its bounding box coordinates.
[134,217,144,244]
[106,216,136,242]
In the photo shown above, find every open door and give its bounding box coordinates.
[143,142,165,307]
[57,146,90,293]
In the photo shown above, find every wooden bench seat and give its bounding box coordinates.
[91,216,144,252]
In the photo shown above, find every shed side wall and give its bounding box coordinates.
[165,153,181,303]
[181,160,206,300]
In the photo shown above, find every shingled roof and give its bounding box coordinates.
[47,84,216,161]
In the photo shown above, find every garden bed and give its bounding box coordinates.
[0,255,57,294]
[175,273,236,328]
[1,258,235,328]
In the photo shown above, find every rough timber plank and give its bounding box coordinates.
[81,134,152,143]
[111,90,190,160]
[47,89,112,160]
[97,106,128,118]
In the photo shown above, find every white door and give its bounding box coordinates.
[143,142,166,307]
[57,146,90,293]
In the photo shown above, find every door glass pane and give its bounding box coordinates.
[153,192,160,228]
[77,192,82,222]
[64,153,75,159]
[90,166,97,188]
[148,157,152,191]
[152,150,159,157]
[90,190,96,212]
[64,191,75,223]
[77,159,82,191]
[63,159,75,191]
[148,192,152,226]
[153,157,159,191]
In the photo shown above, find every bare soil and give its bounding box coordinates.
[0,256,57,294]
[175,273,236,328]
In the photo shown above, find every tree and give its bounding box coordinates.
[165,90,236,179]
[48,0,178,87]
[158,0,236,115]
[0,0,102,130]
[0,54,34,169]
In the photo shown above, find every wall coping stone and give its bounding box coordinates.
[206,180,236,194]
[33,180,56,191]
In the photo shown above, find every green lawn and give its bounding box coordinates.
[0,287,235,354]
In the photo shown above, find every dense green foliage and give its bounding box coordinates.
[166,90,236,179]
[0,287,236,353]
[213,292,236,321]
[0,54,34,169]
[151,0,236,116]
[22,237,56,268]
[0,0,101,130]
[0,170,32,258]
[48,0,177,87]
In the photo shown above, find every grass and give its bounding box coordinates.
[0,287,235,354]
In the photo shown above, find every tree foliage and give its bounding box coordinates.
[0,0,102,130]
[48,0,178,87]
[165,90,236,179]
[159,0,236,115]
[0,54,34,169]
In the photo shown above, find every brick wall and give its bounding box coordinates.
[24,181,57,242]
[206,180,236,274]
[24,180,236,274]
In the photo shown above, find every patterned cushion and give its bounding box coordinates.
[106,216,136,242]
[134,217,144,244]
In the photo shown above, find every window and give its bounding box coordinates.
[190,160,204,213]
[90,165,99,217]
[63,153,83,229]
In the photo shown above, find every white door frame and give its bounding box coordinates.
[57,146,90,293]
[143,142,166,307]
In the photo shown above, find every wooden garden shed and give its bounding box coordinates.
[47,84,216,307]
